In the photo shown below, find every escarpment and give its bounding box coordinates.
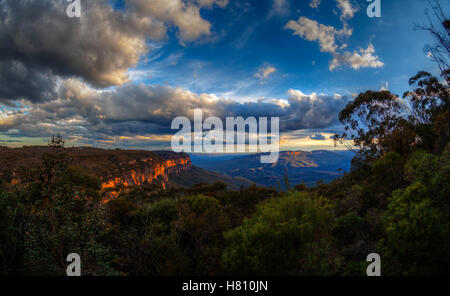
[0,146,192,201]
[98,152,192,201]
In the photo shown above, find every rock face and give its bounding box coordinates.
[97,151,192,201]
[0,146,192,200]
[101,157,191,190]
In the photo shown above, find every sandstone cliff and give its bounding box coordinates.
[0,146,192,201]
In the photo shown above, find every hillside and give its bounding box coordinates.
[167,166,254,191]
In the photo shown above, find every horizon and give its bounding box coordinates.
[0,143,353,154]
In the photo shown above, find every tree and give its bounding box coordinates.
[0,190,25,275]
[415,0,450,76]
[381,182,450,275]
[221,192,339,275]
[333,90,407,161]
[404,147,450,211]
[176,195,230,275]
[22,137,116,275]
[403,71,449,153]
[106,197,187,276]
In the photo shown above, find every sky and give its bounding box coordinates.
[0,0,445,151]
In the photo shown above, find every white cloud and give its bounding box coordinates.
[254,65,277,80]
[285,17,352,54]
[309,0,322,9]
[286,15,383,71]
[336,0,357,19]
[128,0,228,42]
[196,0,229,8]
[268,0,290,17]
[329,44,384,70]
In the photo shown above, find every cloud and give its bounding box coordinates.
[309,0,322,9]
[280,90,349,131]
[0,0,157,88]
[196,0,229,8]
[268,0,290,18]
[280,130,352,151]
[310,133,326,140]
[336,0,357,19]
[0,140,23,143]
[254,65,277,80]
[286,16,383,71]
[329,44,384,70]
[0,60,57,103]
[0,0,227,91]
[127,0,228,43]
[285,17,352,54]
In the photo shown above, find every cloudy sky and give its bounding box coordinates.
[0,0,442,151]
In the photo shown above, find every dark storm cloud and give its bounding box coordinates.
[280,90,348,131]
[0,60,57,103]
[0,0,228,96]
[0,0,164,90]
[310,133,326,140]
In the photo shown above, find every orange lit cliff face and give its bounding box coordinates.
[100,155,192,202]
[0,147,192,203]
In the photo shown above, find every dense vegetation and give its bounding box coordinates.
[0,7,449,276]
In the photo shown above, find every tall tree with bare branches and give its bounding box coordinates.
[415,0,450,76]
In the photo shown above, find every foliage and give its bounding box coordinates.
[0,190,24,275]
[334,90,404,160]
[176,195,230,275]
[221,192,339,275]
[381,182,450,275]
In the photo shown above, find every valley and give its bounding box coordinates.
[190,150,354,188]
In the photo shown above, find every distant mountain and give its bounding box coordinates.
[190,150,354,188]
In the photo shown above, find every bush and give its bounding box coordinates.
[221,192,339,275]
[381,182,450,275]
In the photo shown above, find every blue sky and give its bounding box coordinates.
[129,0,438,98]
[0,0,445,151]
